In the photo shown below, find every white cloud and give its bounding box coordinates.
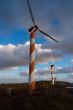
[0,41,62,70]
[9,67,19,70]
[71,59,73,63]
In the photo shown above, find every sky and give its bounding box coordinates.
[0,0,73,83]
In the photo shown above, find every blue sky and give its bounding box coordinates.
[0,0,73,83]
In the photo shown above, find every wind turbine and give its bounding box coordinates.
[27,0,58,92]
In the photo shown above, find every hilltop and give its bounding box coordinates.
[0,81,73,110]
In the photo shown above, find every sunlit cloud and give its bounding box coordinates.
[0,41,62,70]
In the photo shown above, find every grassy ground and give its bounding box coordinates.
[0,81,73,110]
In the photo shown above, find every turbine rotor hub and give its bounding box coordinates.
[29,25,38,32]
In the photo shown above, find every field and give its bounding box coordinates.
[0,81,73,110]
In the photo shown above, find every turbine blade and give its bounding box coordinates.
[38,28,58,43]
[27,0,36,25]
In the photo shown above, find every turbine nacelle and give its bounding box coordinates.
[29,25,38,32]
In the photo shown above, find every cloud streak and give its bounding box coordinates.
[19,65,73,77]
